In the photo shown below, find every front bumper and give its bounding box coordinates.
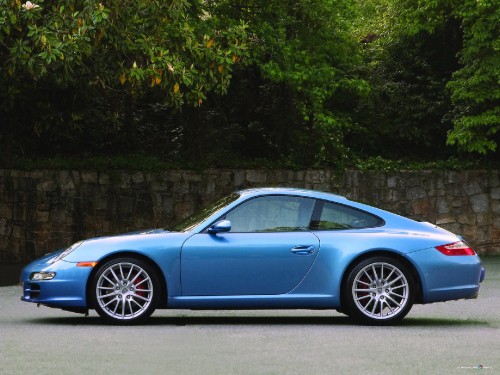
[20,257,93,308]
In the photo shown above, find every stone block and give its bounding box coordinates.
[445,171,464,184]
[117,196,135,214]
[81,171,98,184]
[304,170,325,184]
[439,222,460,234]
[292,170,305,182]
[11,225,23,239]
[435,199,449,215]
[9,170,25,178]
[149,181,164,192]
[490,229,500,242]
[164,171,183,182]
[49,210,71,224]
[0,218,11,236]
[0,203,12,218]
[493,216,500,229]
[246,170,267,184]
[487,172,500,188]
[13,204,26,221]
[411,198,433,216]
[99,173,110,185]
[174,201,195,220]
[71,171,81,183]
[436,217,456,225]
[447,184,466,197]
[204,181,216,195]
[93,197,108,211]
[161,194,174,208]
[476,213,493,226]
[490,187,500,200]
[132,172,145,184]
[463,181,482,196]
[58,171,75,191]
[183,172,202,182]
[469,193,489,213]
[407,177,420,188]
[460,224,476,238]
[473,228,489,242]
[433,189,446,197]
[312,183,330,192]
[36,211,49,223]
[231,170,246,187]
[37,180,57,192]
[409,186,427,200]
[29,171,44,179]
[212,170,230,184]
[450,197,465,208]
[270,170,288,184]
[117,172,131,188]
[174,182,190,195]
[425,172,445,191]
[386,176,398,189]
[135,199,154,217]
[456,213,476,225]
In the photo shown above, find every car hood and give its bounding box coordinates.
[61,229,191,263]
[82,228,170,242]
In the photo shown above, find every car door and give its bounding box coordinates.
[181,195,320,296]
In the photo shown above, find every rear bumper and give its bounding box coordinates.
[480,266,485,283]
[406,248,483,304]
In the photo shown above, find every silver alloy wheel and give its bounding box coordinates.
[96,262,154,320]
[352,262,409,320]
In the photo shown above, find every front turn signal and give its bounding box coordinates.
[77,262,98,267]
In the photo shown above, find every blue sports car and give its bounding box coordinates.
[21,188,485,325]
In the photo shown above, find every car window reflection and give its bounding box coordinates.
[225,196,315,232]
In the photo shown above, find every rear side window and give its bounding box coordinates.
[311,200,383,230]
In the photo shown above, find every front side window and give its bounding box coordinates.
[172,193,240,232]
[224,195,315,232]
[312,201,383,230]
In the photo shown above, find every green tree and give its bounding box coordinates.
[204,0,368,166]
[352,0,499,157]
[0,0,248,157]
[395,0,500,154]
[446,0,500,153]
[350,0,462,159]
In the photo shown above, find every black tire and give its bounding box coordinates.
[343,256,414,325]
[91,257,159,324]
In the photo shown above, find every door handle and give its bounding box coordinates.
[290,245,315,255]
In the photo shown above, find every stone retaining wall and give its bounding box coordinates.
[1,169,498,262]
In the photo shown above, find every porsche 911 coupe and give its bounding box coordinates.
[20,188,485,325]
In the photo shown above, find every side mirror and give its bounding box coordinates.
[208,220,231,234]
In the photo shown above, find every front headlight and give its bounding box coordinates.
[30,272,56,280]
[48,241,83,264]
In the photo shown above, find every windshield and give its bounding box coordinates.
[170,193,240,232]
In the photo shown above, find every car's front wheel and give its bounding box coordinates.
[344,256,414,325]
[91,257,159,324]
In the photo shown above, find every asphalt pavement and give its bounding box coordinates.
[0,257,499,375]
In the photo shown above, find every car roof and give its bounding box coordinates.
[234,187,431,234]
[237,187,347,201]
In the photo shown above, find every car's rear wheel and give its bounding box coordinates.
[344,256,414,325]
[91,257,159,324]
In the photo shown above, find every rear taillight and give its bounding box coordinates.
[435,241,476,256]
